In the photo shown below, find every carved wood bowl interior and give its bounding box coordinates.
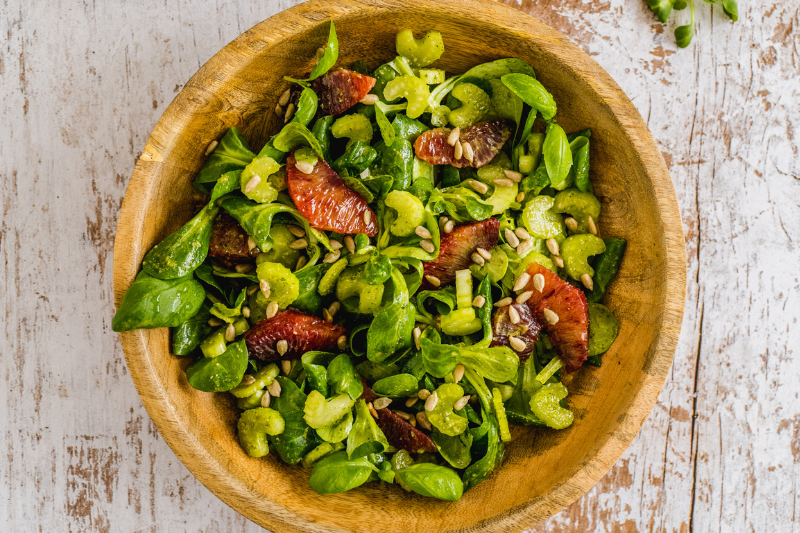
[112,0,686,531]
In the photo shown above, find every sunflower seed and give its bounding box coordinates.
[368,403,379,418]
[454,139,464,160]
[343,235,356,254]
[281,360,292,375]
[405,397,419,408]
[453,364,465,383]
[533,273,545,292]
[337,335,348,351]
[323,308,333,322]
[509,305,522,324]
[516,191,526,203]
[260,392,271,408]
[364,210,372,225]
[359,94,379,105]
[546,238,560,256]
[493,178,514,188]
[242,306,251,318]
[294,160,314,174]
[477,247,492,260]
[439,216,449,231]
[330,240,343,251]
[516,290,533,304]
[287,224,305,238]
[247,236,257,251]
[503,169,523,182]
[276,339,289,356]
[413,327,422,350]
[415,226,432,240]
[509,336,526,352]
[420,240,435,253]
[553,256,565,268]
[424,275,441,287]
[295,256,307,270]
[543,308,559,325]
[454,395,470,411]
[275,103,285,117]
[247,285,259,296]
[472,295,486,308]
[463,142,474,163]
[447,127,461,146]
[328,301,341,317]
[204,140,219,156]
[418,389,431,400]
[444,219,455,233]
[235,263,253,273]
[471,252,485,266]
[259,279,271,298]
[241,375,256,386]
[494,297,513,307]
[373,397,392,410]
[243,174,261,194]
[467,179,488,194]
[515,227,530,240]
[225,322,236,341]
[266,301,279,319]
[289,238,308,250]
[283,102,295,123]
[394,410,413,421]
[516,239,533,256]
[278,88,291,106]
[588,215,598,236]
[513,272,531,292]
[565,217,579,232]
[424,391,439,412]
[323,250,341,263]
[208,317,223,327]
[267,379,282,397]
[504,228,520,248]
[581,273,594,291]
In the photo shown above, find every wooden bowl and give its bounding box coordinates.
[112,0,686,531]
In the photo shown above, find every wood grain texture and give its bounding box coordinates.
[0,0,796,532]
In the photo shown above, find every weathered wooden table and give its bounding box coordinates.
[1,0,797,531]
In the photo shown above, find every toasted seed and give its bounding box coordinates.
[515,227,530,240]
[364,210,372,224]
[424,275,441,287]
[368,403,379,418]
[588,216,598,236]
[208,317,223,327]
[516,290,533,304]
[328,301,341,317]
[504,228,520,248]
[294,160,314,174]
[420,239,435,253]
[493,178,514,188]
[260,392,271,408]
[330,240,343,251]
[323,308,333,323]
[235,263,254,274]
[424,391,439,412]
[359,94,379,105]
[259,279,271,298]
[281,359,292,375]
[444,219,455,233]
[225,322,236,341]
[373,397,392,410]
[283,102,295,123]
[289,238,308,250]
[267,379,282,397]
[416,411,433,431]
[337,335,348,351]
[565,217,579,232]
[343,235,356,254]
[553,255,565,268]
[266,301,279,319]
[394,410,413,421]
[276,339,289,356]
[439,216,449,231]
[413,327,422,350]
[471,252,485,266]
[503,169,523,182]
[494,297,513,307]
[533,273,545,292]
[315,46,325,61]
[543,308,559,325]
[418,389,431,400]
[205,140,219,156]
[472,295,486,308]
[323,250,341,263]
[415,226,432,240]
[247,285,259,296]
[241,375,256,386]
[247,235,257,251]
[546,238,560,256]
[509,305,521,325]
[447,127,461,146]
[477,247,492,260]
[467,179,488,194]
[244,174,261,194]
[274,103,285,117]
[453,364,465,384]
[278,88,291,106]
[581,273,595,291]
[516,191,526,203]
[295,256,307,270]
[509,336,526,352]
[513,272,531,292]
[405,397,419,408]
[454,139,464,160]
[516,239,533,256]
[287,224,305,238]
[454,395,470,411]
[242,306,251,318]
[463,142,474,163]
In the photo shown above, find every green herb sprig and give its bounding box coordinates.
[647,0,738,48]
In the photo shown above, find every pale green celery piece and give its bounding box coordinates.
[396,30,445,67]
[529,382,573,430]
[515,251,555,278]
[255,261,300,309]
[492,388,512,442]
[470,245,508,283]
[520,195,565,239]
[587,303,620,356]
[303,391,355,429]
[240,155,280,203]
[230,363,280,398]
[237,407,286,457]
[447,83,491,128]
[383,76,431,119]
[384,190,425,237]
[330,115,373,149]
[419,68,446,84]
[440,308,482,336]
[454,269,473,310]
[294,147,319,165]
[560,234,606,280]
[256,225,302,269]
[200,327,227,358]
[484,181,519,216]
[319,258,349,297]
[535,356,565,384]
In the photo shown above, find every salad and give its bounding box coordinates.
[113,23,625,501]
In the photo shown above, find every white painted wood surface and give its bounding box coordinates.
[1,0,797,531]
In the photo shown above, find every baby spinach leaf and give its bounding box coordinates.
[372,374,418,397]
[392,113,429,142]
[209,288,247,323]
[416,287,457,325]
[647,0,675,22]
[185,339,248,392]
[141,202,218,280]
[366,269,414,363]
[432,429,473,469]
[570,136,592,193]
[674,0,695,48]
[293,264,327,314]
[429,187,494,222]
[332,141,377,176]
[364,251,392,285]
[500,73,556,121]
[420,337,459,378]
[316,408,354,443]
[111,271,205,332]
[395,464,463,501]
[462,367,503,491]
[272,122,325,157]
[311,115,335,162]
[327,353,364,401]
[459,345,519,383]
[371,138,414,192]
[428,383,469,436]
[171,300,212,356]
[269,376,322,464]
[194,127,256,192]
[361,174,394,200]
[460,58,536,81]
[489,78,523,134]
[293,87,319,126]
[308,450,377,495]
[543,122,572,187]
[347,400,389,458]
[301,351,336,396]
[308,21,338,81]
[374,105,396,147]
[210,170,242,203]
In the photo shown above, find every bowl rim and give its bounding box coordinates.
[112,0,687,531]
